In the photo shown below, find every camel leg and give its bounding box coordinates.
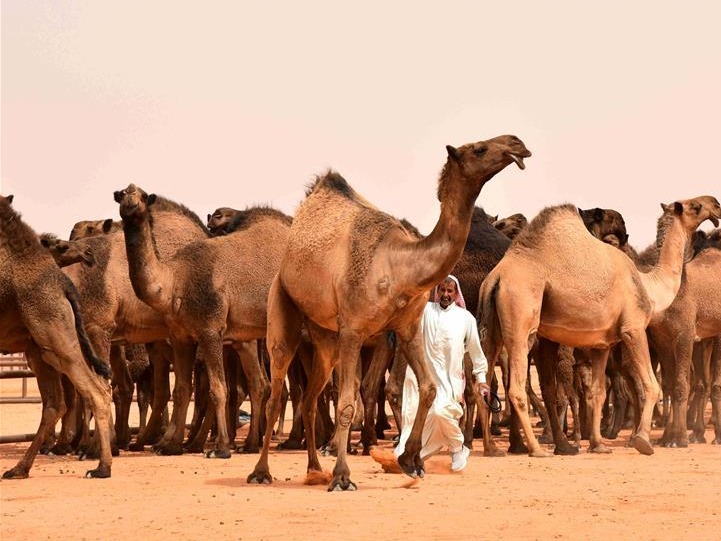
[395,327,438,477]
[131,341,171,450]
[506,337,549,458]
[109,345,134,450]
[193,330,230,459]
[48,375,78,455]
[710,337,721,445]
[154,340,195,456]
[385,346,407,440]
[235,340,270,453]
[586,348,613,453]
[278,351,308,449]
[621,329,659,455]
[3,346,66,479]
[247,277,303,484]
[360,332,394,454]
[689,340,710,443]
[536,338,578,455]
[462,355,477,447]
[668,330,694,448]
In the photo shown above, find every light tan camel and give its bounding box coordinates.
[480,196,721,457]
[115,185,290,457]
[246,134,531,490]
[0,194,113,479]
[648,225,721,447]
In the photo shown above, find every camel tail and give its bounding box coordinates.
[63,278,112,380]
[478,275,503,365]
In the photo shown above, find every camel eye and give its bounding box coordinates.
[474,147,487,156]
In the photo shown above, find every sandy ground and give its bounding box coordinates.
[1,375,720,541]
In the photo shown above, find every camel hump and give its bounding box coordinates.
[305,170,357,200]
[150,195,209,234]
[512,203,580,249]
[225,206,293,233]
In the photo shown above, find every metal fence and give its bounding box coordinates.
[0,352,39,404]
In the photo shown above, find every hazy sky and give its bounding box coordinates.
[2,2,720,249]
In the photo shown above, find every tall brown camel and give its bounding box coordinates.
[0,194,113,479]
[246,134,531,491]
[648,224,721,447]
[115,185,290,457]
[480,196,721,457]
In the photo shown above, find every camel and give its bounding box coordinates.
[40,234,96,267]
[246,134,531,491]
[0,194,113,479]
[207,207,242,236]
[61,196,209,452]
[492,213,528,239]
[647,223,721,447]
[69,218,122,240]
[115,185,290,457]
[479,196,721,457]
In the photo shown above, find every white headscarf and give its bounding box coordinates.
[433,274,466,309]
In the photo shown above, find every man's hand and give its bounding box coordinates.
[475,381,490,398]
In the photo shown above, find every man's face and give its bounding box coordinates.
[438,280,458,309]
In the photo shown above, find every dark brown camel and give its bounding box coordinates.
[1,194,113,479]
[115,185,289,458]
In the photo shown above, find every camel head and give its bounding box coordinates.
[114,184,157,221]
[69,218,119,240]
[579,208,629,246]
[0,194,14,205]
[444,135,531,187]
[661,195,721,232]
[40,234,95,267]
[207,207,240,237]
[493,212,528,240]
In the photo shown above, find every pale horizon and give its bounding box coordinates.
[2,2,720,250]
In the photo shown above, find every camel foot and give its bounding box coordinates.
[528,448,552,458]
[711,437,721,445]
[84,466,111,479]
[205,449,232,459]
[277,439,303,450]
[662,439,688,449]
[2,466,29,479]
[688,432,705,444]
[320,444,337,457]
[247,470,272,484]
[589,444,613,454]
[631,435,654,455]
[538,433,554,445]
[554,444,580,456]
[154,443,184,456]
[397,451,425,479]
[507,442,529,455]
[48,443,74,456]
[184,444,205,454]
[128,442,145,452]
[328,476,358,492]
[236,444,260,454]
[483,447,506,458]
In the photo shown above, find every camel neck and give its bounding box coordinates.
[405,164,480,291]
[642,216,688,314]
[121,211,173,312]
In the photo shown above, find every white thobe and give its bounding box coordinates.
[395,301,488,459]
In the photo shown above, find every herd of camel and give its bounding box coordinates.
[1,134,720,491]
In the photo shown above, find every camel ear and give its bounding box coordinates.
[147,194,157,206]
[82,248,96,266]
[207,213,211,222]
[622,233,629,244]
[6,195,13,204]
[102,219,114,233]
[40,237,51,248]
[673,201,684,215]
[446,145,461,162]
[113,190,124,203]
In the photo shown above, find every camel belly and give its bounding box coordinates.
[537,322,619,349]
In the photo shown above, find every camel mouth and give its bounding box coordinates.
[507,153,526,170]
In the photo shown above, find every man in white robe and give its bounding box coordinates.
[394,275,489,472]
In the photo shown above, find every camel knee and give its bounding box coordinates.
[336,404,355,429]
[711,384,721,402]
[418,382,436,408]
